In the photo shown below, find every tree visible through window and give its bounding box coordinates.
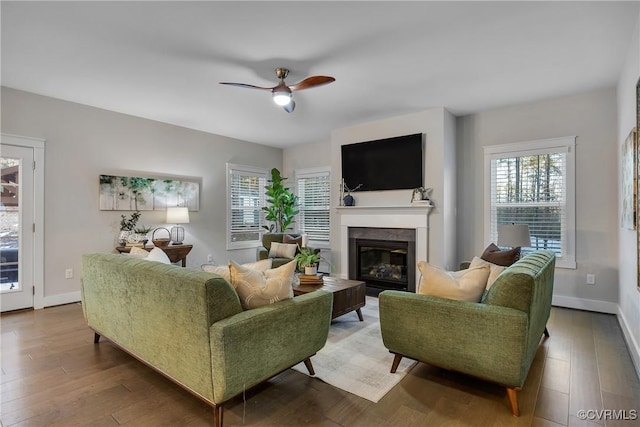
[485,137,576,269]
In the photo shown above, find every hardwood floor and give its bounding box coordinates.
[1,303,639,426]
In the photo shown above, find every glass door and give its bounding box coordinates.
[1,144,34,311]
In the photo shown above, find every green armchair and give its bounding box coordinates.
[256,233,320,268]
[379,250,555,416]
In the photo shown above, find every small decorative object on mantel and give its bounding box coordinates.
[342,179,362,207]
[410,187,434,206]
[151,227,171,248]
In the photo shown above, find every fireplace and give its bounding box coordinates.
[348,227,416,294]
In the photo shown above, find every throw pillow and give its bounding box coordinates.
[283,234,302,247]
[268,242,297,259]
[202,259,272,282]
[480,243,520,267]
[229,259,296,310]
[469,256,505,290]
[146,247,171,264]
[129,246,149,259]
[417,261,489,302]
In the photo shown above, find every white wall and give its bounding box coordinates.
[457,88,619,312]
[617,10,640,375]
[1,87,282,306]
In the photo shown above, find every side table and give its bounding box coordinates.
[115,244,193,267]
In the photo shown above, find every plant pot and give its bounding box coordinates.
[304,265,318,275]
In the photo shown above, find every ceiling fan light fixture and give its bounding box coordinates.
[272,89,292,106]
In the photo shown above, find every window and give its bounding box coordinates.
[484,137,576,269]
[296,167,331,242]
[227,164,267,249]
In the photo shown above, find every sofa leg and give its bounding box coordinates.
[390,353,403,373]
[544,327,550,338]
[94,332,101,343]
[506,388,519,416]
[213,404,223,427]
[303,358,315,376]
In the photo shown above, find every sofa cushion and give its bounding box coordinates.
[146,247,171,264]
[481,243,520,267]
[269,242,297,259]
[129,246,150,259]
[283,234,303,246]
[202,259,272,281]
[469,256,506,290]
[417,260,489,302]
[229,259,296,310]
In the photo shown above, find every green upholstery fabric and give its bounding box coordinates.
[256,233,320,268]
[81,253,332,405]
[379,250,555,389]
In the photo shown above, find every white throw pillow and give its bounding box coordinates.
[469,256,506,290]
[417,261,489,302]
[229,259,296,310]
[268,242,297,259]
[129,246,149,259]
[146,247,171,264]
[202,259,272,282]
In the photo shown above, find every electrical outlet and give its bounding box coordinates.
[586,273,596,285]
[65,268,73,279]
[207,254,213,263]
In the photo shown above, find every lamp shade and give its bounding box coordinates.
[497,224,531,248]
[166,207,190,224]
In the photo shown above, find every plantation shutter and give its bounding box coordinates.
[297,170,330,241]
[489,147,568,258]
[227,164,266,248]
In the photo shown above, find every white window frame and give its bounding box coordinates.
[226,163,267,250]
[295,166,331,245]
[484,136,576,269]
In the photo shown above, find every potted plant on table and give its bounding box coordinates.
[295,246,321,275]
[118,210,141,245]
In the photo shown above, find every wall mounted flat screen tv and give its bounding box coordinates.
[341,133,423,191]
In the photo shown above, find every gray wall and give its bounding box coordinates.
[457,88,619,309]
[1,87,282,304]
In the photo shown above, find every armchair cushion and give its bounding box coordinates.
[229,259,296,310]
[417,260,489,302]
[481,243,520,266]
[283,234,303,246]
[268,242,297,259]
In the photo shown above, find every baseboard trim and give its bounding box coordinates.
[43,291,81,308]
[617,307,640,381]
[551,295,618,314]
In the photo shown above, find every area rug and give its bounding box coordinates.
[292,296,416,403]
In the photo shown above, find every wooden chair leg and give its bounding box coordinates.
[544,327,550,338]
[213,404,223,427]
[94,332,101,343]
[390,353,403,373]
[303,358,315,376]
[506,388,519,416]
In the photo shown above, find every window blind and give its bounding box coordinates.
[228,165,266,247]
[297,171,330,241]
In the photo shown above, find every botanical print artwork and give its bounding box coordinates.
[99,175,199,211]
[622,128,637,229]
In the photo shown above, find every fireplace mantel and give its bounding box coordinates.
[336,204,433,212]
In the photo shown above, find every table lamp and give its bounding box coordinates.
[166,207,189,245]
[497,223,531,256]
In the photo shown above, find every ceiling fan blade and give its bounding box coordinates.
[289,76,335,91]
[219,82,274,91]
[283,100,296,113]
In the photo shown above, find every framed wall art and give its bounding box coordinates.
[99,174,200,211]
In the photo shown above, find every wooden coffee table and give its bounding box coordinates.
[293,276,366,321]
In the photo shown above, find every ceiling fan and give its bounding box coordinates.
[219,68,335,113]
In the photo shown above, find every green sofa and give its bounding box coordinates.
[379,250,555,416]
[81,253,333,426]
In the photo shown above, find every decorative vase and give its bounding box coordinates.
[343,194,355,206]
[118,230,133,246]
[305,265,318,275]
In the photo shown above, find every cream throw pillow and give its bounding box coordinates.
[229,259,296,310]
[146,247,171,264]
[469,256,505,290]
[202,259,272,281]
[417,261,490,302]
[129,246,149,259]
[268,242,297,259]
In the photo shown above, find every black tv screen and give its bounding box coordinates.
[341,133,423,191]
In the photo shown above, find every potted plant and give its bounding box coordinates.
[295,246,321,275]
[134,225,153,246]
[119,210,141,245]
[262,168,299,233]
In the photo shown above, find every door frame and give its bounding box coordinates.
[1,133,45,309]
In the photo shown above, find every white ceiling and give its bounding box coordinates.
[2,1,638,148]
